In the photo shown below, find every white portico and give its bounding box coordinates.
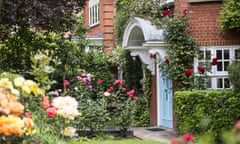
[122,17,173,128]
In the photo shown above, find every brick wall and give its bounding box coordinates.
[83,0,115,53]
[175,0,240,46]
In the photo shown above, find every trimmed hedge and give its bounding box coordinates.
[174,90,240,142]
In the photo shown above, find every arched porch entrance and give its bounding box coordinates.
[122,17,173,128]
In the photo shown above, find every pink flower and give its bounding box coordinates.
[25,112,32,118]
[43,96,50,109]
[150,53,156,59]
[185,69,193,77]
[46,107,57,118]
[182,133,194,142]
[67,88,71,93]
[162,9,171,16]
[107,87,114,93]
[58,89,62,92]
[64,80,69,87]
[76,76,81,81]
[211,58,218,65]
[88,85,93,91]
[183,9,188,15]
[114,80,123,86]
[132,96,138,100]
[197,66,205,74]
[97,79,103,85]
[235,120,240,128]
[127,89,135,97]
[81,73,86,77]
[164,59,170,64]
[171,137,179,144]
[121,87,126,92]
[82,78,87,84]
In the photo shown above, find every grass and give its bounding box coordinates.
[70,139,167,144]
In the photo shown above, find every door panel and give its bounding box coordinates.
[159,71,173,128]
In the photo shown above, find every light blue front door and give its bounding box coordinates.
[159,71,173,128]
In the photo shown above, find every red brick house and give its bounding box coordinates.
[83,0,115,53]
[83,0,240,129]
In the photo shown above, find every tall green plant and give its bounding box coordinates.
[228,60,240,92]
[163,14,199,90]
[220,0,240,30]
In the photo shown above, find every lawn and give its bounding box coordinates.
[67,138,167,144]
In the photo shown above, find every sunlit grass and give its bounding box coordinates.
[67,137,167,144]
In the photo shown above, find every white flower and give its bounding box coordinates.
[57,106,79,120]
[61,127,77,137]
[13,77,25,87]
[52,96,78,109]
[103,92,111,97]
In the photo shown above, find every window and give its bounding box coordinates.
[89,0,99,27]
[195,46,240,89]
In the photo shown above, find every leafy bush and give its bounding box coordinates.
[220,0,240,30]
[174,90,240,143]
[228,60,240,92]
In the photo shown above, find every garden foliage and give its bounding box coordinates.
[174,90,240,143]
[220,0,240,30]
[228,60,240,92]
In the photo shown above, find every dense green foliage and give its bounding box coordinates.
[174,90,240,143]
[163,15,199,90]
[220,0,240,30]
[0,0,84,38]
[228,60,240,92]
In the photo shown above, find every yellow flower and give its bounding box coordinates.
[61,127,76,137]
[0,78,13,89]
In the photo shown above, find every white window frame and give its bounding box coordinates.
[89,0,100,27]
[194,45,240,89]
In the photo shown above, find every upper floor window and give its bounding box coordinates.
[195,46,240,89]
[89,0,100,27]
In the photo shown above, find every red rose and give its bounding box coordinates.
[97,79,103,85]
[197,66,205,74]
[114,79,123,86]
[182,133,194,142]
[164,59,170,64]
[162,9,171,16]
[46,107,57,118]
[183,9,188,15]
[185,69,193,77]
[150,53,156,59]
[63,80,69,87]
[211,58,218,65]
[127,89,135,97]
[107,87,114,93]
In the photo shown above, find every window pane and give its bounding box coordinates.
[235,49,240,59]
[205,77,211,88]
[224,61,229,71]
[217,78,223,88]
[224,50,230,59]
[206,50,211,60]
[217,50,222,59]
[217,62,222,71]
[198,51,204,60]
[224,78,230,88]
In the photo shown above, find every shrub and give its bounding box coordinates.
[174,90,240,143]
[228,60,240,92]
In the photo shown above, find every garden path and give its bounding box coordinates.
[132,127,177,144]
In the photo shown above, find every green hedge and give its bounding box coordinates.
[174,90,240,142]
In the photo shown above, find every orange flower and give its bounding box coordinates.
[9,101,24,115]
[23,117,34,129]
